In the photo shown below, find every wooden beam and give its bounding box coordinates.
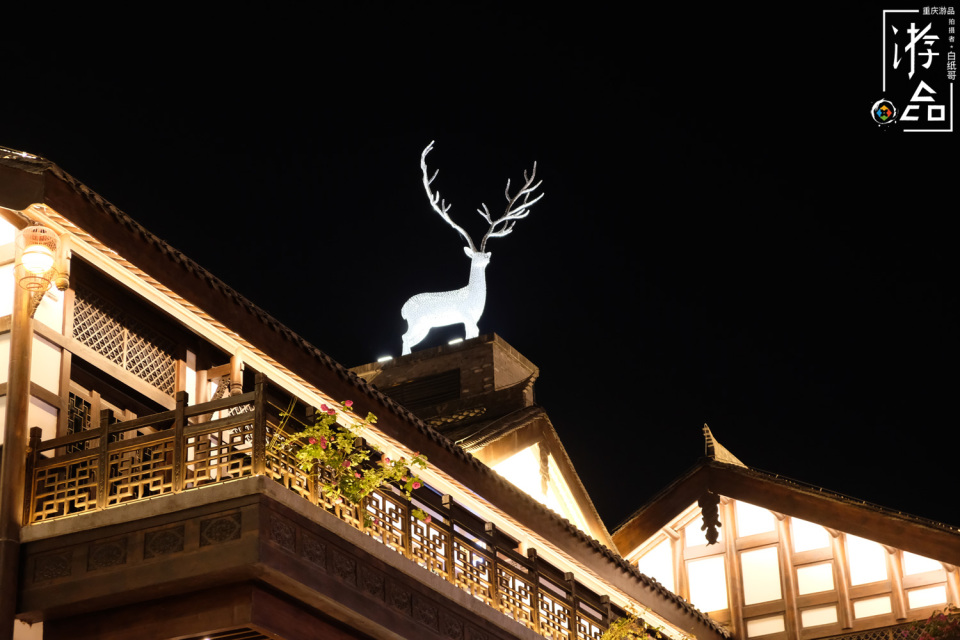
[887,549,907,621]
[777,516,800,639]
[722,499,744,638]
[831,532,854,629]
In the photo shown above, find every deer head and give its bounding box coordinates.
[400,142,543,355]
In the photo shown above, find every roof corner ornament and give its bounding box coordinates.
[400,142,543,356]
[702,423,748,468]
[698,491,722,546]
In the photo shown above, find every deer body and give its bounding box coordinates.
[400,142,542,355]
[401,249,490,355]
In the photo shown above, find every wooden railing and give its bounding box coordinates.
[24,374,634,640]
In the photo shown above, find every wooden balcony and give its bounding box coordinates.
[18,375,639,640]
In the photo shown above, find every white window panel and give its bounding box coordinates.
[854,596,892,618]
[797,562,834,595]
[791,517,831,552]
[746,615,785,637]
[741,547,782,605]
[687,556,728,612]
[801,606,838,628]
[846,535,888,585]
[903,552,943,576]
[637,538,674,593]
[907,585,947,609]
[736,500,776,537]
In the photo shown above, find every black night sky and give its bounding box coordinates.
[3,5,956,534]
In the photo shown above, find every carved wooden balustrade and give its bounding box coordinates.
[24,374,631,640]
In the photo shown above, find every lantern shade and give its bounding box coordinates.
[15,225,60,292]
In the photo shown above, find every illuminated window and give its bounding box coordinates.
[801,606,838,628]
[685,514,722,547]
[792,517,831,552]
[746,615,785,637]
[854,596,892,618]
[736,501,776,537]
[797,562,834,595]
[907,585,947,609]
[846,535,888,585]
[687,556,728,612]
[636,538,674,592]
[903,552,944,576]
[741,547,782,605]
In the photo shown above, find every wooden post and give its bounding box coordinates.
[305,406,319,504]
[252,374,266,475]
[441,495,456,585]
[722,499,744,639]
[0,254,33,640]
[485,522,501,612]
[777,515,801,639]
[95,409,114,510]
[830,530,855,629]
[172,391,187,492]
[885,547,907,621]
[230,353,244,396]
[21,428,41,525]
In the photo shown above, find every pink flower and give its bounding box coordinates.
[320,404,329,412]
[382,457,391,465]
[401,476,408,482]
[342,460,351,467]
[354,472,361,478]
[424,515,432,523]
[308,437,317,444]
[412,481,421,490]
[344,400,353,408]
[319,437,327,449]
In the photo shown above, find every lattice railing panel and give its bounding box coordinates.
[72,286,176,395]
[411,512,451,580]
[539,591,573,640]
[66,393,94,453]
[30,456,100,521]
[107,439,175,504]
[365,490,408,555]
[498,564,538,630]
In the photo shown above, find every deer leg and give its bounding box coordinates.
[463,322,479,340]
[402,322,431,355]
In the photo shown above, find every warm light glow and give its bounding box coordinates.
[21,243,54,274]
[448,338,463,345]
[907,585,947,609]
[687,556,728,612]
[846,535,888,585]
[797,562,834,595]
[741,547,782,605]
[636,538,675,592]
[791,517,831,552]
[493,444,547,506]
[801,606,838,628]
[746,615,785,637]
[735,500,775,537]
[903,551,943,576]
[853,595,892,618]
[377,355,394,362]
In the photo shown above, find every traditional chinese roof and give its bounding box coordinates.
[0,147,729,640]
[613,455,960,567]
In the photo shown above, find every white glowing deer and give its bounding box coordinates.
[401,142,543,355]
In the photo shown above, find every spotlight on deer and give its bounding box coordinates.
[400,142,544,356]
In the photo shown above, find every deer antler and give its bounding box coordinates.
[421,141,478,252]
[479,162,544,252]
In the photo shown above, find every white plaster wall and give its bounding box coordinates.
[30,334,61,393]
[28,396,58,441]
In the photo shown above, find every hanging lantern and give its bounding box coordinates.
[15,225,60,292]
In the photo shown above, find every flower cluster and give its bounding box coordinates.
[904,605,960,640]
[275,400,429,526]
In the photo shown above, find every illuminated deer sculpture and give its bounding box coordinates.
[401,142,544,355]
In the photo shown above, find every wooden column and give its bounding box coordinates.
[230,353,244,396]
[885,547,907,621]
[776,515,800,639]
[721,499,744,638]
[945,564,960,607]
[830,530,854,629]
[0,283,33,640]
[173,391,187,492]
